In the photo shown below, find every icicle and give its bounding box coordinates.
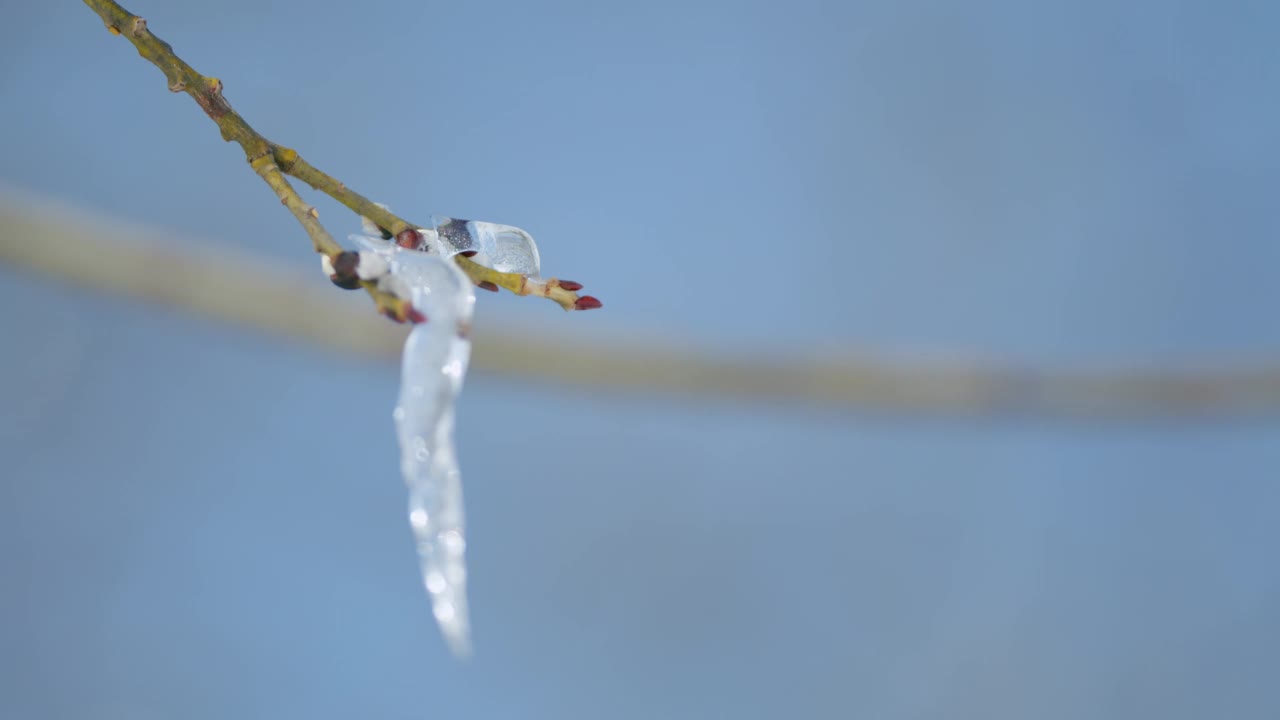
[391,250,477,657]
[347,206,545,656]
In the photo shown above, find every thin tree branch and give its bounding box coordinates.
[81,0,596,317]
[248,156,341,257]
[248,154,408,319]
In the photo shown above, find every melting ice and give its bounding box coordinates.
[351,212,540,657]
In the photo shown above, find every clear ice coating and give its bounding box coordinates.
[350,216,542,277]
[391,250,477,657]
[429,216,542,277]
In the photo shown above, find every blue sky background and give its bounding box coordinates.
[1,1,1278,718]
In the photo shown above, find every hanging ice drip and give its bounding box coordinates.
[347,210,542,657]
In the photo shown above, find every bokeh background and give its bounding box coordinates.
[3,1,1279,718]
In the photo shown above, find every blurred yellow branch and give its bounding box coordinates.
[5,191,1280,421]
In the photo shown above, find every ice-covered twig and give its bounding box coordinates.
[81,0,602,319]
[325,194,600,312]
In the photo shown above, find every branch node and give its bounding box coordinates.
[192,76,230,122]
[130,17,148,37]
[272,145,299,172]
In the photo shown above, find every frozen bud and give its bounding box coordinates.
[396,228,424,250]
[332,251,359,277]
[329,251,362,290]
[322,252,361,290]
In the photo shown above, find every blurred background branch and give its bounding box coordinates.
[5,189,1279,421]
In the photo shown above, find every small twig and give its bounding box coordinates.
[249,156,340,256]
[81,0,598,317]
[273,144,590,311]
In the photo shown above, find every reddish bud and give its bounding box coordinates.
[331,274,361,290]
[332,251,359,276]
[328,251,361,290]
[574,295,603,311]
[477,281,500,292]
[395,228,423,249]
[406,307,428,324]
[460,250,478,258]
[557,279,584,291]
